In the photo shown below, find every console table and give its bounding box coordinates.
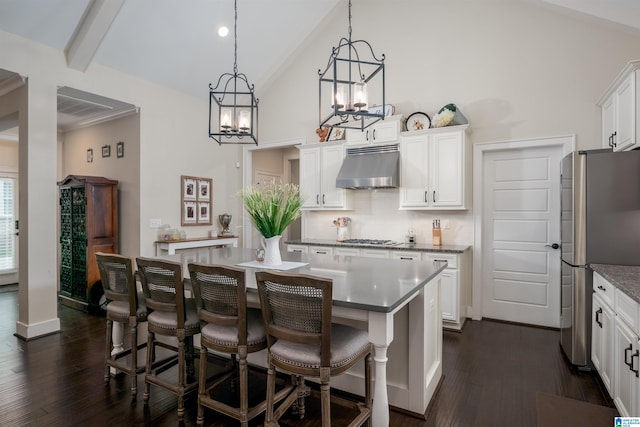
[155,236,238,256]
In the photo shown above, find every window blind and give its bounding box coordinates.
[0,177,16,271]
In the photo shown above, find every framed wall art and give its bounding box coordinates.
[181,175,213,226]
[102,145,111,158]
[116,141,124,158]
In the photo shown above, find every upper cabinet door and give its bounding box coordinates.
[614,73,636,151]
[431,131,463,208]
[320,144,348,208]
[601,94,616,150]
[299,146,321,208]
[399,134,430,207]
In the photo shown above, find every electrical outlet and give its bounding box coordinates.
[149,218,162,228]
[441,219,450,229]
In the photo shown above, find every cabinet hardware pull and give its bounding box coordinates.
[316,194,319,205]
[433,190,436,203]
[434,259,447,263]
[316,251,327,254]
[293,249,302,253]
[597,285,606,291]
[400,257,412,260]
[322,194,325,204]
[595,307,602,328]
[624,344,633,368]
[612,131,617,147]
[424,191,428,203]
[366,130,369,141]
[631,350,639,378]
[372,129,376,140]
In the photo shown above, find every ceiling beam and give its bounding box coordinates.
[65,0,126,72]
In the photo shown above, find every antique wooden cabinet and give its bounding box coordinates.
[58,175,118,310]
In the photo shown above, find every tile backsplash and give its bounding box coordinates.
[301,189,473,246]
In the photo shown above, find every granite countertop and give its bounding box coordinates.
[591,264,640,304]
[161,247,447,313]
[286,239,470,254]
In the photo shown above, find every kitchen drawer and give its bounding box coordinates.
[423,253,457,269]
[391,251,421,261]
[287,244,308,253]
[334,247,360,256]
[310,246,333,256]
[594,272,614,307]
[615,288,640,335]
[360,249,389,259]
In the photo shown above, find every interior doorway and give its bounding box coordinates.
[242,139,303,249]
[473,135,574,327]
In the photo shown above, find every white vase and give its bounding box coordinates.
[261,235,283,266]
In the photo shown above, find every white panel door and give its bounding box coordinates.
[0,174,18,285]
[482,145,562,327]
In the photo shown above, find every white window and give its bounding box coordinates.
[0,176,16,272]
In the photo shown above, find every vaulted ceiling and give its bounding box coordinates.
[1,0,639,132]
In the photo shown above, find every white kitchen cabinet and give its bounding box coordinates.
[310,246,333,256]
[613,316,639,417]
[424,252,467,330]
[592,272,640,417]
[399,125,469,210]
[360,249,389,259]
[592,291,615,395]
[287,244,308,254]
[334,247,360,256]
[391,251,421,261]
[345,115,402,146]
[598,60,640,151]
[298,142,353,210]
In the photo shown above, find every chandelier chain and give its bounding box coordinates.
[234,0,238,75]
[348,0,352,41]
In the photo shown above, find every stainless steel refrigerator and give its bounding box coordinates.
[560,149,640,367]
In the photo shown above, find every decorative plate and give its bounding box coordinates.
[406,112,431,131]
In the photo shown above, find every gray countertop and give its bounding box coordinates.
[162,247,447,313]
[591,264,640,304]
[286,239,470,254]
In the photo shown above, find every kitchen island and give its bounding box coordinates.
[161,247,447,425]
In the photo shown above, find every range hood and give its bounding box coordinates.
[336,144,399,189]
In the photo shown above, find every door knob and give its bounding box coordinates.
[545,243,560,249]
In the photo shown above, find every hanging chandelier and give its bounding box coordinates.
[318,0,385,132]
[209,0,258,145]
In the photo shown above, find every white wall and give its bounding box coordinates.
[61,114,141,257]
[258,0,640,245]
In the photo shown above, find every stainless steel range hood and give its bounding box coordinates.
[336,144,399,189]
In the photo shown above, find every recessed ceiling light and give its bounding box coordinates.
[218,26,229,37]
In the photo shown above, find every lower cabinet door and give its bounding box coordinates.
[613,316,639,417]
[440,269,458,322]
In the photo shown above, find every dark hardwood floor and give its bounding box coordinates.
[0,288,614,426]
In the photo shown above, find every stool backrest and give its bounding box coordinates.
[136,257,185,326]
[96,252,138,315]
[255,270,332,367]
[188,263,247,344]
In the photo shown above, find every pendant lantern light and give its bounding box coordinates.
[209,0,258,145]
[318,0,386,131]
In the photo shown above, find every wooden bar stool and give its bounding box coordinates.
[188,263,269,426]
[136,257,200,422]
[255,270,373,427]
[96,253,147,398]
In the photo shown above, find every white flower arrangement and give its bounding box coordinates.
[433,108,455,128]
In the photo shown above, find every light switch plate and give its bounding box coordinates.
[149,218,162,228]
[441,220,450,229]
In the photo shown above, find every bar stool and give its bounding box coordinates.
[188,263,268,427]
[255,270,373,427]
[96,253,147,398]
[135,257,200,422]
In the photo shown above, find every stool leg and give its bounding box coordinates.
[104,319,113,385]
[238,346,248,427]
[177,335,185,422]
[130,319,138,398]
[365,352,372,427]
[143,331,154,404]
[320,368,330,427]
[197,345,207,427]
[264,356,277,427]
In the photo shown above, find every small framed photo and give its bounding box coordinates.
[198,202,210,223]
[102,145,111,158]
[327,127,345,141]
[183,201,197,224]
[87,148,93,163]
[116,141,124,158]
[198,179,211,202]
[182,176,197,200]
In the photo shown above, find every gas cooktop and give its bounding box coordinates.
[340,239,400,246]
